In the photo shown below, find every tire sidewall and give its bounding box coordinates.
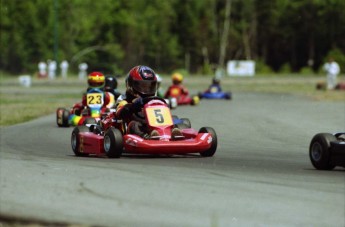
[309,133,336,170]
[199,127,217,157]
[104,127,123,158]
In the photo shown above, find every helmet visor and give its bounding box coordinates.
[132,80,157,95]
[89,81,104,87]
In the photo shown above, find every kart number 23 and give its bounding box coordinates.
[86,93,104,106]
[146,107,173,127]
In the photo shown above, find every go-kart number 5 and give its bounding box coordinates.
[87,93,103,105]
[154,109,164,123]
[146,107,173,126]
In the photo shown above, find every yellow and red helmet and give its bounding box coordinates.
[88,72,105,88]
[171,72,183,84]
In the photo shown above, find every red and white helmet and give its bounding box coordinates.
[126,65,157,97]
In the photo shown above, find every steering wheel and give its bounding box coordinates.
[142,96,167,105]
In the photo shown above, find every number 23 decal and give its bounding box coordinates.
[87,94,103,105]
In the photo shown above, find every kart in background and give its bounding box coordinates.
[71,96,217,158]
[56,88,109,127]
[309,132,345,170]
[198,90,232,100]
[172,115,191,128]
[165,87,199,106]
[176,94,200,105]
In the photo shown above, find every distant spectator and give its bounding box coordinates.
[78,62,88,80]
[323,57,340,90]
[48,60,57,79]
[38,61,47,78]
[60,60,69,78]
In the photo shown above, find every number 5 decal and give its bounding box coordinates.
[154,109,164,123]
[146,107,173,126]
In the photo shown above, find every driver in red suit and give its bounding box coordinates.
[116,66,182,139]
[164,72,189,101]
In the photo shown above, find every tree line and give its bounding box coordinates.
[1,0,345,76]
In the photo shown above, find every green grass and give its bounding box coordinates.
[0,74,344,126]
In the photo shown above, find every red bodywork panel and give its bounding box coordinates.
[123,132,212,154]
[165,86,193,105]
[78,129,212,156]
[79,132,104,155]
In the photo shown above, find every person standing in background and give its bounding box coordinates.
[38,61,47,78]
[323,57,340,90]
[48,60,57,79]
[78,62,88,80]
[60,60,69,78]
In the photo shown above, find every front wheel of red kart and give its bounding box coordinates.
[71,126,89,157]
[309,133,336,170]
[199,127,217,157]
[56,107,70,127]
[104,127,123,158]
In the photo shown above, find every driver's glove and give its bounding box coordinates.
[132,97,144,112]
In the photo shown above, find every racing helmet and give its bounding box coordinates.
[104,76,118,91]
[126,65,157,97]
[172,72,183,85]
[88,72,105,88]
[212,77,220,85]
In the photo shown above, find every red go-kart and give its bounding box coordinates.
[71,97,217,158]
[165,86,200,106]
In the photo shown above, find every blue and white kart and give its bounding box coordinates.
[199,86,232,100]
[199,91,232,100]
[172,115,191,128]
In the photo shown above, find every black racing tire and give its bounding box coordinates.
[56,108,70,127]
[309,133,336,170]
[104,127,123,158]
[225,92,232,100]
[180,118,191,128]
[199,127,217,157]
[71,126,89,157]
[62,109,70,126]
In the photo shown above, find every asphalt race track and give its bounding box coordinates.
[1,92,344,226]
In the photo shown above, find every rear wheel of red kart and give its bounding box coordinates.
[309,133,336,170]
[56,108,70,127]
[104,127,123,158]
[199,127,217,157]
[71,126,89,157]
